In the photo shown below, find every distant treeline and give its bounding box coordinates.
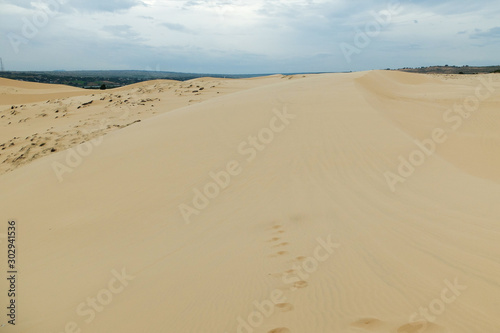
[0,70,270,89]
[1,67,498,89]
[398,65,500,75]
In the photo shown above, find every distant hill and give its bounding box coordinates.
[398,65,500,74]
[3,67,498,89]
[0,70,274,89]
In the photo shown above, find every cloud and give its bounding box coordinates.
[103,24,141,39]
[404,0,500,15]
[1,0,500,73]
[3,0,144,13]
[470,26,500,39]
[1,0,45,10]
[161,22,193,33]
[68,0,144,12]
[181,0,235,10]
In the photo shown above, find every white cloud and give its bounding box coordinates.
[2,0,144,12]
[161,22,194,34]
[0,0,499,72]
[471,27,500,39]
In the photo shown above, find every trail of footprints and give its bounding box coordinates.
[350,317,446,332]
[263,223,310,333]
[265,223,434,333]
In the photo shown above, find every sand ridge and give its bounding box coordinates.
[0,74,303,176]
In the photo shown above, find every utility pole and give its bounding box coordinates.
[0,58,4,71]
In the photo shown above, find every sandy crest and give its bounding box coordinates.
[0,74,298,175]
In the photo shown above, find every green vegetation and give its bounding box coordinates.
[399,65,500,75]
[0,70,272,89]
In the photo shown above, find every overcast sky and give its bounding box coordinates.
[1,0,499,73]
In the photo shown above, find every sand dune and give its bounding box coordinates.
[0,77,91,105]
[1,71,500,333]
[0,75,295,175]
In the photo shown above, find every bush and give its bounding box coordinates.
[100,84,106,90]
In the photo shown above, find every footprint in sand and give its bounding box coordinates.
[270,251,289,257]
[351,318,384,330]
[295,256,306,261]
[268,328,290,333]
[292,280,308,290]
[275,303,294,312]
[272,268,296,278]
[397,321,445,333]
[268,237,281,242]
[273,242,289,248]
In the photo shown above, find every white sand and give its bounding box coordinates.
[0,71,499,333]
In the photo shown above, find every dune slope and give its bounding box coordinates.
[0,75,298,175]
[1,71,500,333]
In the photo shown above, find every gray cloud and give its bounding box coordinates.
[405,0,500,15]
[103,25,141,39]
[161,22,193,33]
[3,0,144,13]
[182,0,234,10]
[470,27,500,39]
[1,0,499,73]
